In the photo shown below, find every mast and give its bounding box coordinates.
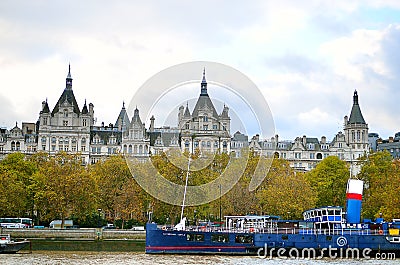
[180,156,191,222]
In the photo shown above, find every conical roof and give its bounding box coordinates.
[348,91,366,124]
[192,69,219,118]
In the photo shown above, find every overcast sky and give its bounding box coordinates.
[1,1,400,141]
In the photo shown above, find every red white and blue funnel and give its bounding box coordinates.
[346,179,363,224]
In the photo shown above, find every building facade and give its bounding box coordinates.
[178,69,231,154]
[0,66,381,173]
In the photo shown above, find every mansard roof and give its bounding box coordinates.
[90,127,122,145]
[348,90,366,124]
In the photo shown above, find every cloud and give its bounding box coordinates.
[1,1,400,142]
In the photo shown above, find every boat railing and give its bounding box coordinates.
[164,225,389,237]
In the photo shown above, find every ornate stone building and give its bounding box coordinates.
[178,70,231,154]
[239,90,369,173]
[37,65,94,164]
[0,66,375,173]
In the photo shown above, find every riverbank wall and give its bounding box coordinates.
[2,228,146,252]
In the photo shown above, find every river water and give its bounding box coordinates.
[1,252,398,265]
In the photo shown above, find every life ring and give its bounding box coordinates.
[378,229,383,235]
[249,228,255,233]
[162,226,166,230]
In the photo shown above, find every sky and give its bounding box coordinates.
[1,0,400,141]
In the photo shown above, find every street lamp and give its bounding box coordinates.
[97,208,102,228]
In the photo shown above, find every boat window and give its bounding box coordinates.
[235,235,253,244]
[335,210,341,216]
[328,210,334,215]
[186,234,205,242]
[326,236,332,241]
[282,235,288,240]
[211,234,229,243]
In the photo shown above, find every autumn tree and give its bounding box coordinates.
[358,151,400,220]
[305,156,349,207]
[34,152,96,227]
[91,155,147,226]
[256,158,316,219]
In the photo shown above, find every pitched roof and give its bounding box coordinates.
[51,89,81,116]
[82,100,88,114]
[51,66,80,116]
[192,69,219,119]
[115,102,130,130]
[41,101,50,113]
[348,90,366,124]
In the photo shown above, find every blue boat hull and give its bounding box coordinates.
[146,224,400,255]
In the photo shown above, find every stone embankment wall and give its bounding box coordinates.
[2,228,146,241]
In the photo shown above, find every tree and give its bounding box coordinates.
[358,151,400,220]
[256,159,316,219]
[0,152,37,218]
[34,152,96,227]
[305,156,349,207]
[91,155,147,226]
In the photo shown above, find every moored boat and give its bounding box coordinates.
[0,234,30,254]
[146,179,400,256]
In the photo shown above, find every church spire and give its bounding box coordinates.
[66,63,73,90]
[200,67,207,96]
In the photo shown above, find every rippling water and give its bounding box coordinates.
[1,252,398,265]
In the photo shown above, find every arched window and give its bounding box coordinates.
[139,145,143,154]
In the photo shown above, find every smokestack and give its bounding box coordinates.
[346,179,363,224]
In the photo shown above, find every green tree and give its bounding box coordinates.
[305,156,349,207]
[358,151,400,220]
[0,152,37,218]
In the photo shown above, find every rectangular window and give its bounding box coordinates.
[186,234,205,242]
[63,120,68,126]
[81,146,86,152]
[235,235,253,244]
[211,234,229,243]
